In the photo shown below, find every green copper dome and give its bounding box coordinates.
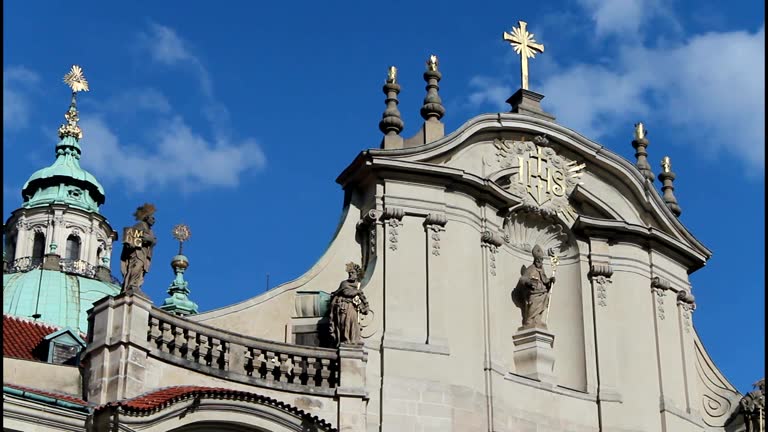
[3,269,120,334]
[21,136,105,213]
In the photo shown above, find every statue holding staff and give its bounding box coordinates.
[512,244,556,328]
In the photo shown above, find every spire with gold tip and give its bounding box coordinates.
[160,224,199,316]
[420,54,445,122]
[58,65,89,141]
[379,65,405,149]
[631,122,655,182]
[658,156,681,217]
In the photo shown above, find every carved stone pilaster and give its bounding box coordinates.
[424,213,447,256]
[651,277,671,320]
[589,264,614,307]
[481,230,504,277]
[380,208,404,252]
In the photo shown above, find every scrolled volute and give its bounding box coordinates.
[380,207,405,221]
[589,264,613,279]
[481,230,504,247]
[651,276,671,291]
[424,213,448,227]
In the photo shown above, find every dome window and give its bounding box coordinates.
[32,232,46,263]
[65,235,81,260]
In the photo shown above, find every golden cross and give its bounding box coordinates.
[503,21,545,91]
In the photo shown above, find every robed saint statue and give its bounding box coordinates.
[512,244,556,329]
[120,203,157,295]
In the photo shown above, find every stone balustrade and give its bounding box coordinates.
[147,309,340,394]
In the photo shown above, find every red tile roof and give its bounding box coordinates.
[3,314,60,361]
[4,382,90,407]
[101,386,336,430]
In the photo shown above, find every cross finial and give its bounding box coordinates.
[503,20,545,91]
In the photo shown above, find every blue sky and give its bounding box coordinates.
[3,1,764,393]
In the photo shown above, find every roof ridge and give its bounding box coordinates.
[99,385,337,431]
[4,382,90,406]
[3,314,62,330]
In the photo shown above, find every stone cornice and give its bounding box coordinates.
[337,113,711,264]
[573,216,708,273]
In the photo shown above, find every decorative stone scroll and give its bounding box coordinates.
[589,264,614,307]
[491,135,584,224]
[481,230,504,276]
[651,277,671,320]
[356,209,379,268]
[424,213,447,256]
[380,208,404,252]
[503,211,570,256]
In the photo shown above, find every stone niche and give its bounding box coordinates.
[497,211,588,391]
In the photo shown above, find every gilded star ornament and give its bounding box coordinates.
[63,65,89,93]
[172,224,191,254]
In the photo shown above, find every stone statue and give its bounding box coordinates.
[120,203,157,295]
[511,244,556,328]
[328,262,370,346]
[740,378,765,432]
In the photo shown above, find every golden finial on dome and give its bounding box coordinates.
[63,65,89,93]
[172,224,191,254]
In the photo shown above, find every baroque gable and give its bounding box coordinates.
[338,113,710,270]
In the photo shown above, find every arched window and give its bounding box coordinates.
[32,232,46,260]
[65,235,81,260]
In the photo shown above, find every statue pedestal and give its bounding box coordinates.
[512,326,556,384]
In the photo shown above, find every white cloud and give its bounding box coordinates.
[139,22,213,99]
[3,66,40,131]
[80,116,266,192]
[467,22,765,174]
[576,0,680,40]
[467,76,513,112]
[539,26,765,171]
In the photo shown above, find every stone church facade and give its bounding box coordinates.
[3,59,763,431]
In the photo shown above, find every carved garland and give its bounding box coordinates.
[676,289,696,333]
[380,208,404,252]
[481,231,504,276]
[589,264,614,307]
[651,277,671,320]
[424,213,447,256]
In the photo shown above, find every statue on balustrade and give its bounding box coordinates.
[120,203,157,296]
[329,262,370,346]
[512,244,556,329]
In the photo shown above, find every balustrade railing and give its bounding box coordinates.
[147,308,339,393]
[8,256,43,273]
[60,258,96,278]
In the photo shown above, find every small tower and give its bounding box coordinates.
[404,54,446,147]
[160,224,199,316]
[3,65,120,333]
[658,156,682,217]
[632,122,655,182]
[379,66,405,150]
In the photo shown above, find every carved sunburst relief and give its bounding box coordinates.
[489,136,584,225]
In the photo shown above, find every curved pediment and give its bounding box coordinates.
[338,113,710,270]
